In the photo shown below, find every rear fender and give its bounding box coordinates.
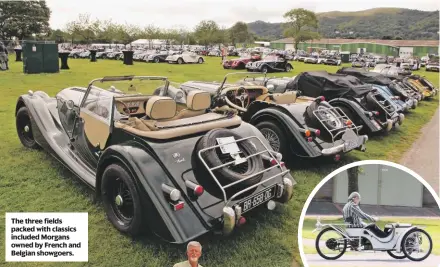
[248,107,321,157]
[328,98,379,132]
[395,226,419,252]
[97,143,210,244]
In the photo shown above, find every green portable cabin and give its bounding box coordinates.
[340,51,351,63]
[22,41,59,74]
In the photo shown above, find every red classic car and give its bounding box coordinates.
[223,52,262,69]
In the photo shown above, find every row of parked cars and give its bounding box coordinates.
[15,61,437,244]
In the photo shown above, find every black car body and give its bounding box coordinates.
[174,73,368,162]
[246,55,293,73]
[145,51,169,63]
[15,76,295,244]
[336,67,419,111]
[286,71,404,134]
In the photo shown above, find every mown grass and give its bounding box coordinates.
[301,217,440,255]
[0,56,438,267]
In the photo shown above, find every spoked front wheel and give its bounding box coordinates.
[402,228,432,261]
[315,228,347,260]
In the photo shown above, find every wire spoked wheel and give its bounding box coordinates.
[317,106,343,129]
[387,250,406,259]
[402,229,432,261]
[101,164,143,235]
[316,228,347,260]
[260,128,281,152]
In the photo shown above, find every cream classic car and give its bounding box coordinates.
[166,51,204,64]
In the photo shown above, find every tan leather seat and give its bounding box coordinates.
[257,91,298,104]
[145,96,177,120]
[170,90,211,120]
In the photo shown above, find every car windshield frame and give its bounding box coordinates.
[80,76,169,108]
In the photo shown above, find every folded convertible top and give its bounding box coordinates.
[336,67,392,86]
[288,71,373,99]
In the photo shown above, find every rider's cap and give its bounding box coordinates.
[348,192,361,200]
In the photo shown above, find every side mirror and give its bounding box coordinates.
[66,100,75,110]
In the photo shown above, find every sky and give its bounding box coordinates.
[46,0,440,30]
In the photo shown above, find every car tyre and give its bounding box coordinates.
[198,57,204,64]
[255,121,288,157]
[101,164,144,235]
[16,106,39,149]
[154,57,160,63]
[261,65,268,73]
[195,129,264,188]
[177,58,184,64]
[401,228,432,262]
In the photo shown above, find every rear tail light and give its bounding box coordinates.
[346,120,352,127]
[320,96,325,101]
[237,216,246,226]
[307,137,313,142]
[305,129,311,137]
[374,111,380,116]
[185,180,204,197]
[171,201,185,211]
[315,129,321,136]
[162,184,181,201]
[270,158,285,167]
[334,154,341,161]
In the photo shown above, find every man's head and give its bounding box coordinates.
[186,241,202,264]
[348,192,361,205]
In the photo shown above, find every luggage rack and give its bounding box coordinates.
[370,90,396,117]
[197,135,289,206]
[312,106,363,144]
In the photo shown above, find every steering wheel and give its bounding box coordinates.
[234,87,251,110]
[116,100,131,117]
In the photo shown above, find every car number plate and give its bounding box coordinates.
[238,185,277,213]
[343,140,359,152]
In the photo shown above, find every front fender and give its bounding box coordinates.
[395,226,419,253]
[97,143,209,244]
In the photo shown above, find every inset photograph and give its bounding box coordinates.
[299,161,440,266]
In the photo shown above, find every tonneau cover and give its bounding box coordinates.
[287,71,373,99]
[337,67,392,86]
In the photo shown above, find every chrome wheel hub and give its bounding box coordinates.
[115,195,123,206]
[24,125,30,133]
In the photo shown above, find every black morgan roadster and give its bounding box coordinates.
[162,73,368,163]
[15,76,296,243]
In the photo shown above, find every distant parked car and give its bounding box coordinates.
[246,54,293,73]
[166,51,204,64]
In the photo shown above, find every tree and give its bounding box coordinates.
[283,8,320,51]
[142,25,161,49]
[194,20,221,46]
[228,22,250,46]
[0,0,51,40]
[65,14,100,44]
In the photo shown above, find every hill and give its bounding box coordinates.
[247,8,439,41]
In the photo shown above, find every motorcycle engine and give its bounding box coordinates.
[325,238,338,250]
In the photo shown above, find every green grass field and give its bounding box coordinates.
[0,56,438,267]
[301,217,440,255]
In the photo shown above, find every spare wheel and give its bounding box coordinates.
[195,129,264,191]
[304,101,345,143]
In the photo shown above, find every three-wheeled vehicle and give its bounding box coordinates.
[15,75,296,243]
[156,73,368,163]
[313,217,433,262]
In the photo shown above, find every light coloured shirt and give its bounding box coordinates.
[173,260,203,267]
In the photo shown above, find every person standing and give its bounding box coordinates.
[0,41,9,71]
[221,45,227,65]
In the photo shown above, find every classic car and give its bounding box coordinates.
[402,76,437,99]
[304,56,325,64]
[336,67,418,111]
[372,64,412,78]
[106,51,123,60]
[426,61,439,72]
[282,71,404,134]
[351,58,375,68]
[323,57,342,66]
[223,53,262,69]
[170,73,368,162]
[166,51,204,64]
[145,50,169,63]
[208,49,221,57]
[246,55,293,73]
[15,75,295,243]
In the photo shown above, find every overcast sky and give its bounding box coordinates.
[46,0,439,30]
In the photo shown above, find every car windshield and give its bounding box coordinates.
[86,76,169,97]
